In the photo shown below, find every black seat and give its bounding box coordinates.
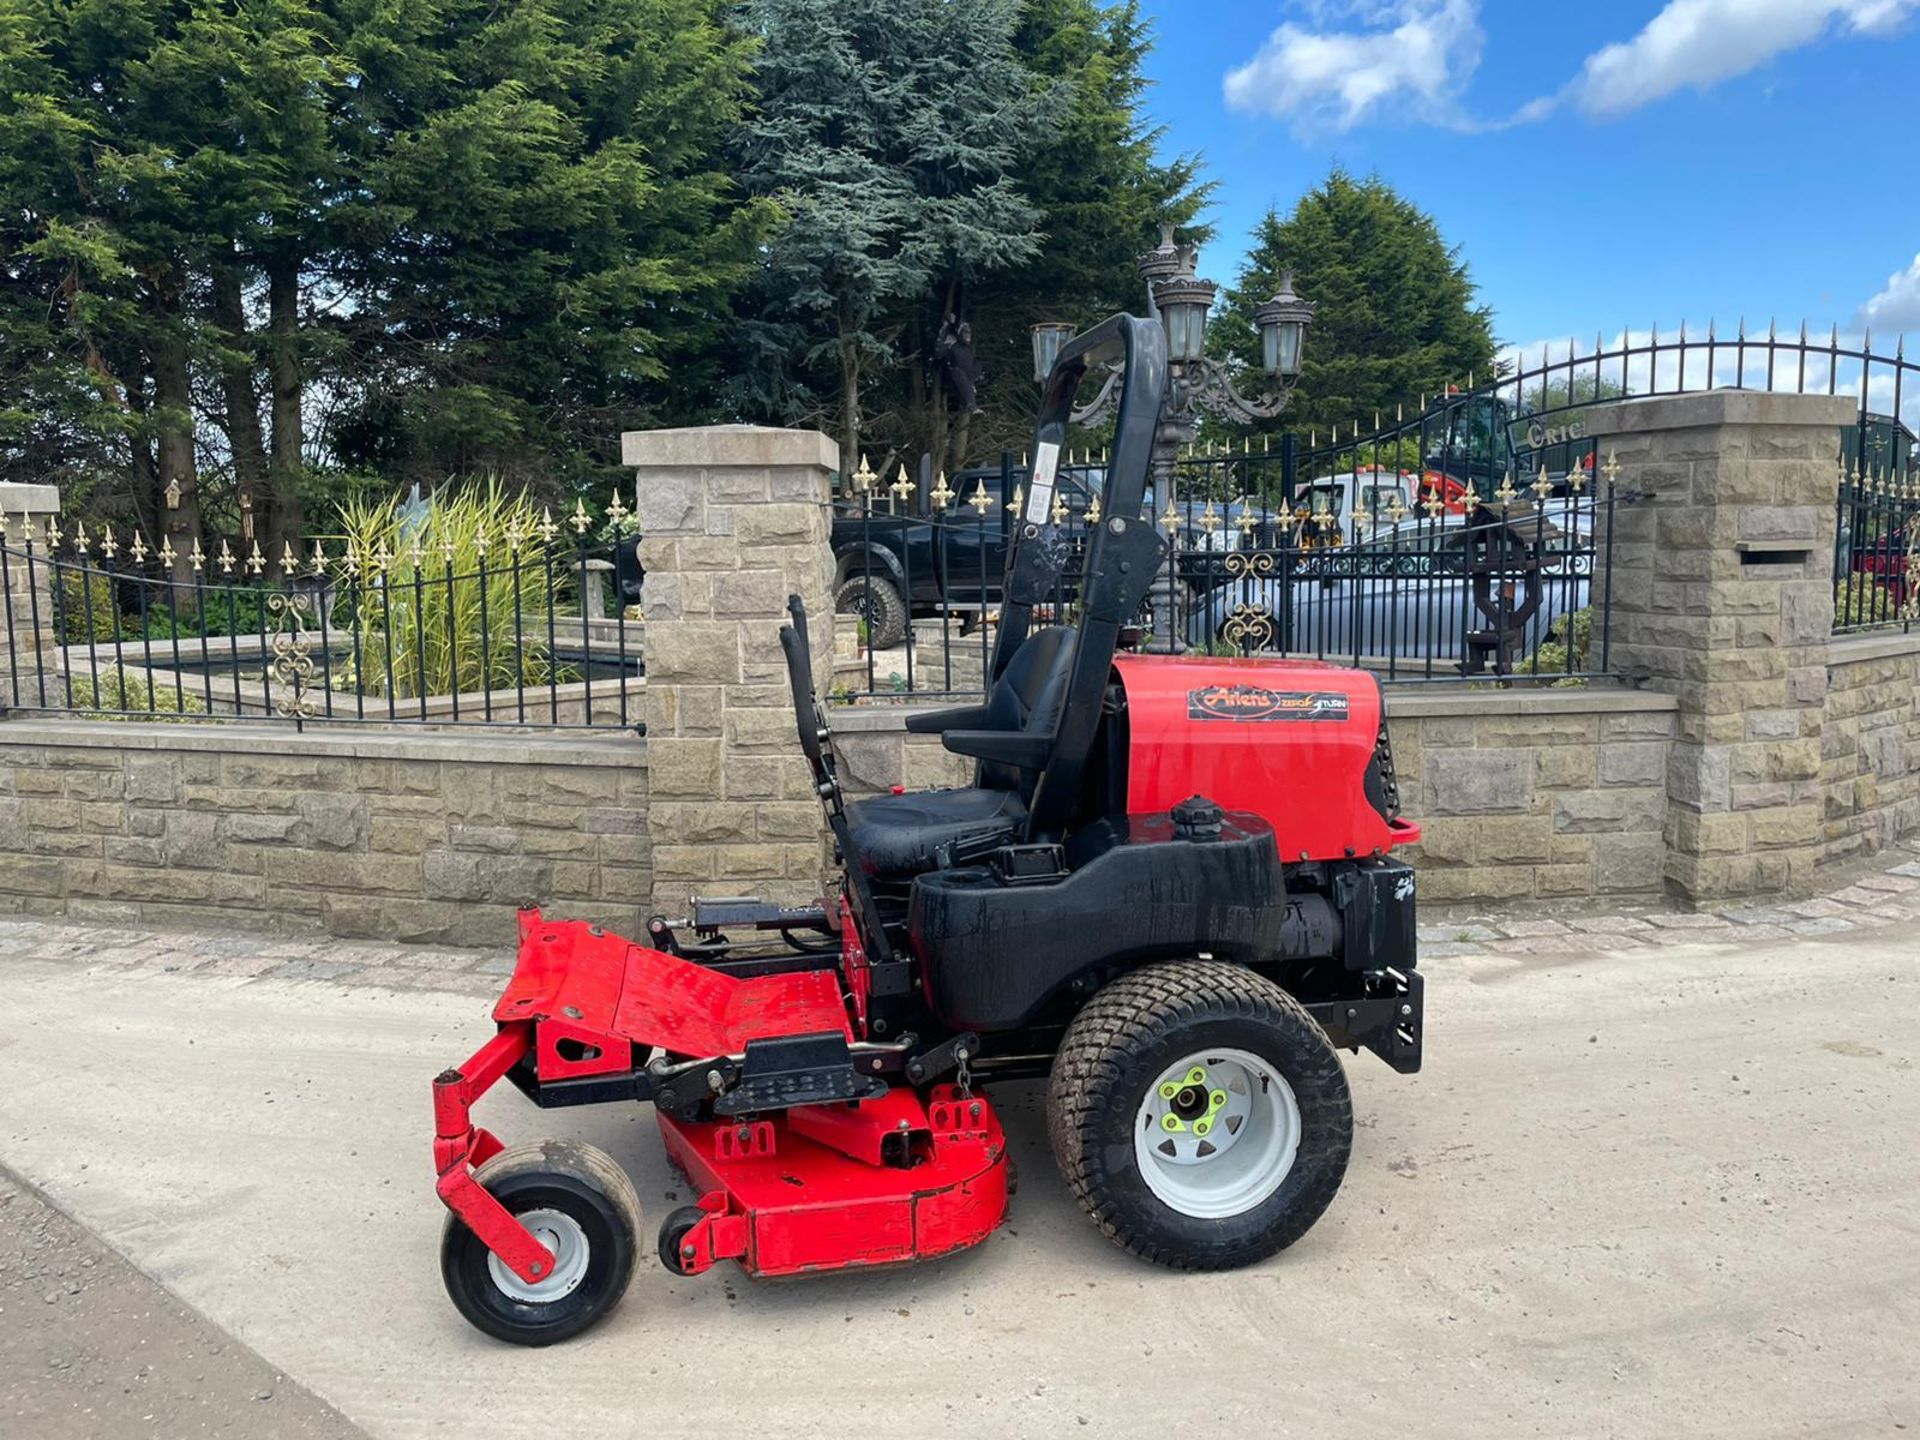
[844,788,1028,880]
[842,626,1077,882]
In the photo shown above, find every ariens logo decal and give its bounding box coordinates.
[1186,685,1351,722]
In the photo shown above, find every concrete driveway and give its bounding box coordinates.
[0,923,1914,1438]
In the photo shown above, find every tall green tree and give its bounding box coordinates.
[731,0,1056,474]
[1210,169,1496,446]
[1,0,766,559]
[957,0,1210,462]
[328,0,772,493]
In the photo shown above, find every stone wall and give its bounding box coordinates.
[1822,631,1920,865]
[1387,691,1676,903]
[0,721,648,946]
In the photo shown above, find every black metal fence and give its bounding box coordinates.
[0,508,644,730]
[828,324,1920,702]
[1834,467,1918,633]
[829,446,1615,697]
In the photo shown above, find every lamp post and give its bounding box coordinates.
[1030,224,1314,648]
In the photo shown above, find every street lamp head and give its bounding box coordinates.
[1136,221,1196,288]
[1253,270,1314,380]
[1029,321,1075,384]
[1151,274,1217,363]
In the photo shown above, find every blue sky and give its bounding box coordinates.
[1135,0,1920,357]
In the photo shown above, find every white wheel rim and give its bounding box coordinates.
[1134,1048,1301,1220]
[487,1209,591,1304]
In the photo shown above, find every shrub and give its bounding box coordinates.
[56,570,121,643]
[62,665,209,721]
[1525,605,1592,684]
[1834,574,1901,627]
[329,479,562,700]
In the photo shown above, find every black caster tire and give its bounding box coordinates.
[440,1140,642,1346]
[657,1205,706,1275]
[1048,961,1353,1271]
[835,574,909,649]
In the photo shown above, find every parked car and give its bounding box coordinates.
[1187,504,1593,668]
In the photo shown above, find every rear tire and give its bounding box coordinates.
[1048,961,1352,1270]
[440,1140,641,1346]
[836,574,908,649]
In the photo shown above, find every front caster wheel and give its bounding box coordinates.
[657,1205,706,1275]
[1048,961,1353,1271]
[440,1140,641,1346]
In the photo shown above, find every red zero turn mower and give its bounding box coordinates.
[432,315,1424,1345]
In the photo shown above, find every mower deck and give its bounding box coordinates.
[658,1086,1008,1278]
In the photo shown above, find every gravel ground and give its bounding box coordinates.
[0,1166,366,1439]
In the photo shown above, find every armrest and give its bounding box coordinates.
[904,704,992,735]
[940,730,1052,770]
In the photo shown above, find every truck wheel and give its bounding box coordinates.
[1048,961,1352,1270]
[836,574,908,649]
[440,1140,641,1346]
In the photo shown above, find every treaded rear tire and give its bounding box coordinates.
[1048,961,1352,1270]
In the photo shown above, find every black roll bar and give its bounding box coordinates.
[990,314,1168,681]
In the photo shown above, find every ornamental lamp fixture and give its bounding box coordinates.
[1151,273,1218,364]
[1253,270,1315,380]
[1030,321,1076,384]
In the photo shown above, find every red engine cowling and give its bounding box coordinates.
[1111,654,1419,862]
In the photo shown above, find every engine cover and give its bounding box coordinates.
[1111,654,1419,862]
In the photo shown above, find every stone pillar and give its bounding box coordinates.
[622,424,839,916]
[1586,390,1856,903]
[0,482,62,708]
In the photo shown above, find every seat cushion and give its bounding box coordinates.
[844,788,1026,880]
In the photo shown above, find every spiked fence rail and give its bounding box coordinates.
[826,323,1919,705]
[0,495,644,730]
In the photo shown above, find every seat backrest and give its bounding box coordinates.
[976,625,1076,797]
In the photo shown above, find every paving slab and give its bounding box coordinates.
[0,927,1915,1438]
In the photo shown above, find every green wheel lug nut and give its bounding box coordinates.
[1159,1083,1178,1100]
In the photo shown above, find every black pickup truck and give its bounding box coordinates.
[830,465,1017,648]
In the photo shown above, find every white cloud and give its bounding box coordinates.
[1222,0,1918,134]
[1221,0,1484,134]
[1858,254,1920,333]
[1571,0,1918,116]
